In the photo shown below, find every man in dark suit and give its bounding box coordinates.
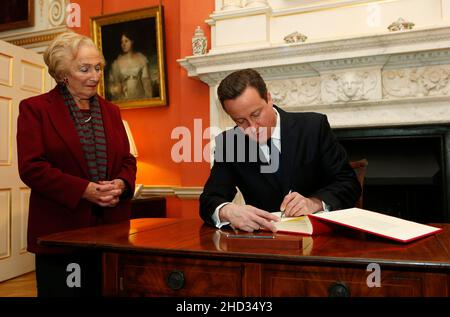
[200,69,361,232]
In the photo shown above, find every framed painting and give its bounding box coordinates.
[0,0,34,32]
[91,6,167,108]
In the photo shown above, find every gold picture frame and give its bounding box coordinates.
[90,6,167,108]
[0,0,34,32]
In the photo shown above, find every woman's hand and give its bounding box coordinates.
[99,179,126,193]
[82,180,124,207]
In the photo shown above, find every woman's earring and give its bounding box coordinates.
[63,78,68,86]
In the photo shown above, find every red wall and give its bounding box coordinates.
[72,0,214,218]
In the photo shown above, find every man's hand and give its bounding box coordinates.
[280,192,323,217]
[219,203,279,232]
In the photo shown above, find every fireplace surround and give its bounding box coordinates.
[335,125,450,222]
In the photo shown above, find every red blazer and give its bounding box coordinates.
[17,86,137,254]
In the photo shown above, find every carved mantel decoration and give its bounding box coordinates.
[283,31,307,43]
[388,18,415,32]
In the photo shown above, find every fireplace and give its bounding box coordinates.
[335,125,450,223]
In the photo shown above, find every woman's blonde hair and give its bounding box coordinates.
[43,31,105,82]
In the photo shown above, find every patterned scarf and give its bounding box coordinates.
[59,84,108,182]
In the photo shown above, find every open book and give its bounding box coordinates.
[272,208,443,243]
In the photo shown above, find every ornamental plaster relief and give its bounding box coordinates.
[322,70,380,103]
[48,0,68,27]
[267,77,321,107]
[383,66,450,98]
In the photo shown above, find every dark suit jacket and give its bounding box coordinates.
[200,107,361,225]
[17,86,137,253]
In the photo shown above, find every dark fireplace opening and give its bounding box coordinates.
[335,125,450,223]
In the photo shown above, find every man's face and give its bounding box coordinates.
[223,86,277,143]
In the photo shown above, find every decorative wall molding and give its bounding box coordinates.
[3,26,66,50]
[217,0,392,15]
[48,0,67,27]
[221,0,243,11]
[136,186,203,200]
[270,0,385,17]
[0,0,69,53]
[211,3,271,20]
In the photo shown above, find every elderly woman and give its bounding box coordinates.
[17,32,137,296]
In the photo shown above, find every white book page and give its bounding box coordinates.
[272,212,312,234]
[312,208,440,241]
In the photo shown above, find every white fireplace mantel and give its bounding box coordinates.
[179,26,450,83]
[178,25,450,130]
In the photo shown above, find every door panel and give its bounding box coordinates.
[0,39,53,282]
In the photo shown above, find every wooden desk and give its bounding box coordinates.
[39,218,450,297]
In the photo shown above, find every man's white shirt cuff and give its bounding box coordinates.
[212,202,231,228]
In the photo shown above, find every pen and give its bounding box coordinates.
[226,234,274,239]
[280,189,292,219]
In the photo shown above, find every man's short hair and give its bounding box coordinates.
[217,68,268,108]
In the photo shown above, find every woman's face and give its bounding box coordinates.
[121,35,133,53]
[65,45,102,100]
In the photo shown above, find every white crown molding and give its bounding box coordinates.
[271,0,390,17]
[210,4,272,21]
[136,186,203,200]
[174,187,204,199]
[0,26,68,53]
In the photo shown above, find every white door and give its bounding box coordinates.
[0,39,53,282]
